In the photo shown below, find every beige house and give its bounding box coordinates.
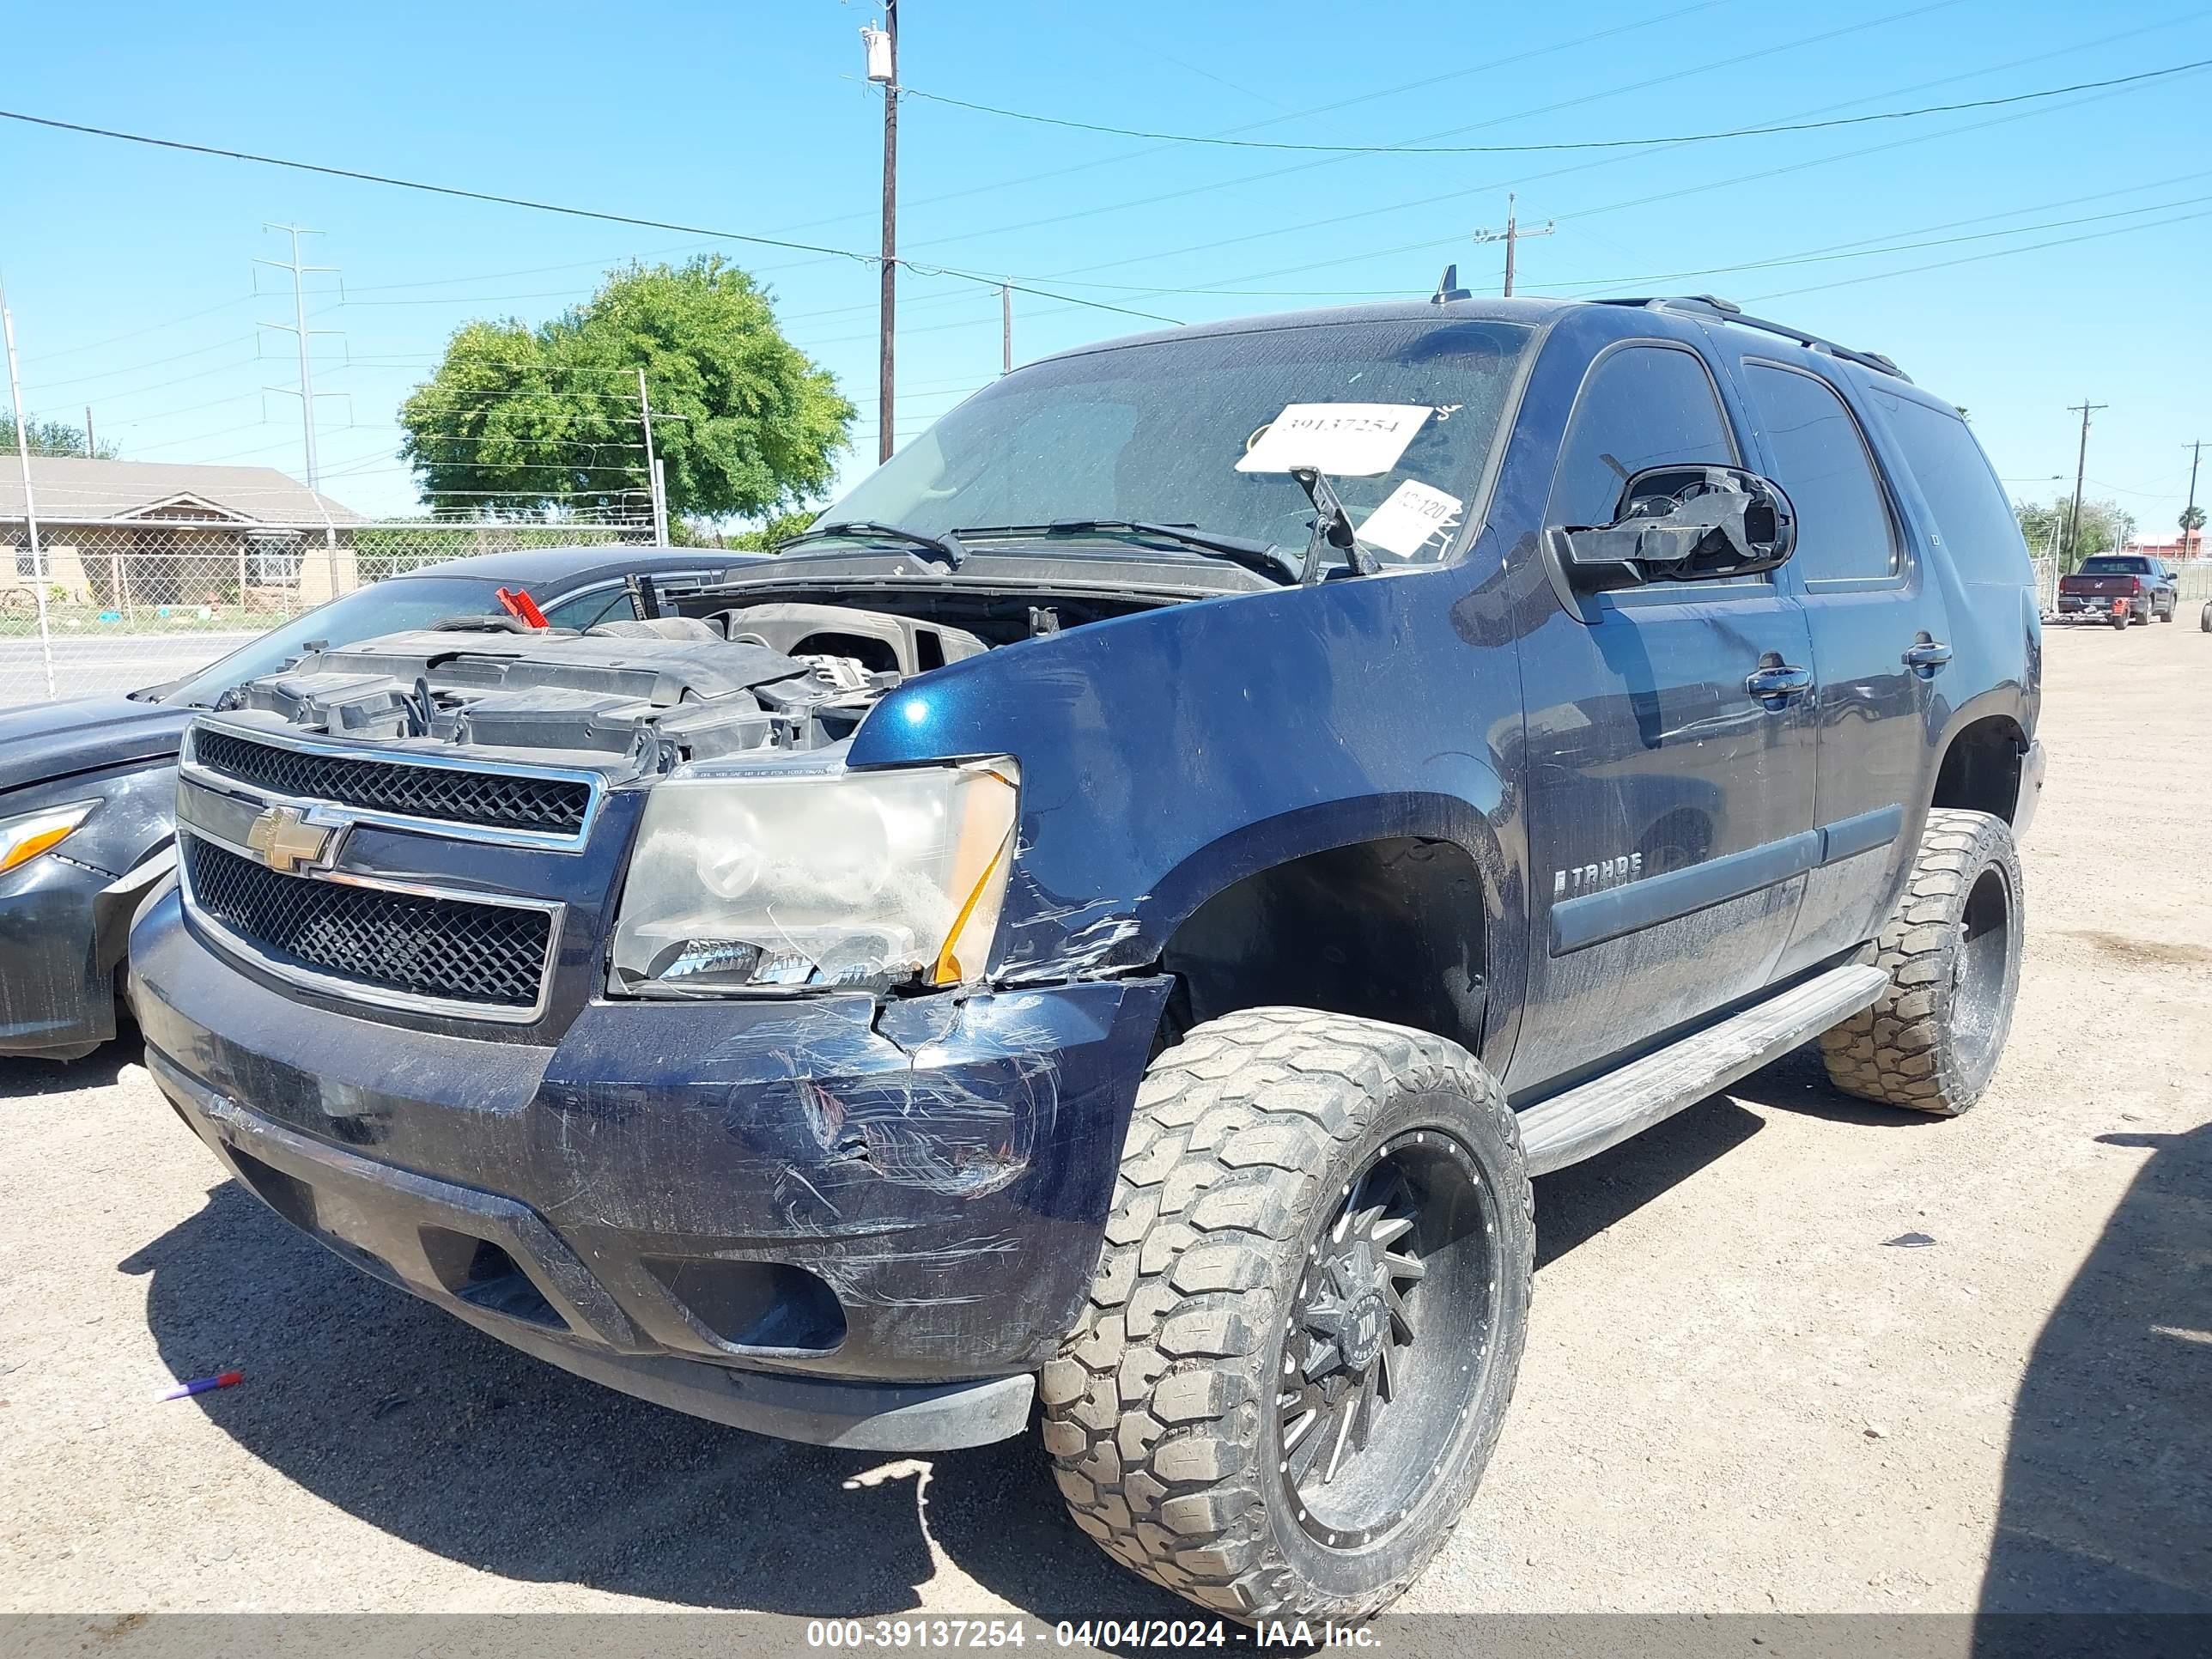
[1,457,365,612]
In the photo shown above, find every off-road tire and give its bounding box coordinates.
[2111,608,2130,629]
[1039,1008,1533,1624]
[1818,807,2023,1115]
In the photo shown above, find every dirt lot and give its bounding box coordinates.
[2,619,2206,1625]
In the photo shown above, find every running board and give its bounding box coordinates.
[1517,963,1889,1176]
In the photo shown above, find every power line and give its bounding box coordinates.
[897,58,2212,155]
[1745,204,2212,300]
[1020,27,2203,315]
[824,0,1972,279]
[32,350,259,406]
[23,334,256,394]
[1547,190,2212,295]
[0,106,1179,328]
[17,294,258,365]
[870,7,2196,314]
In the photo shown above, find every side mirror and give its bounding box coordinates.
[1553,465,1796,591]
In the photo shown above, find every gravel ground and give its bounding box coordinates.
[1,620,2206,1622]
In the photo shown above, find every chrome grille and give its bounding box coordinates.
[182,835,552,1012]
[191,729,592,835]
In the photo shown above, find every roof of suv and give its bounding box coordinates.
[1038,293,1908,384]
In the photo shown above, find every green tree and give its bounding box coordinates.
[1,412,118,459]
[398,258,854,524]
[2016,494,2131,571]
[2182,504,2206,536]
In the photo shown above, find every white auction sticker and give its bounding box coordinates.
[1357,478,1465,558]
[1235,403,1433,477]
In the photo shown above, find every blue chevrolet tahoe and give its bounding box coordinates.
[131,295,2045,1622]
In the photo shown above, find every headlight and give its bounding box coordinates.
[0,800,96,877]
[609,758,1019,996]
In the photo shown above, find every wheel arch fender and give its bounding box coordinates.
[1130,775,1528,1073]
[1929,693,2033,830]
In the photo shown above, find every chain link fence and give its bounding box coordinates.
[1,519,653,707]
[6,522,2204,708]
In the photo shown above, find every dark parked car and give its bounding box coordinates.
[132,295,2043,1622]
[0,546,742,1060]
[2055,552,2179,626]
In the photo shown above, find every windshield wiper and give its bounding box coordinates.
[1289,468,1380,584]
[957,520,1300,585]
[779,519,964,569]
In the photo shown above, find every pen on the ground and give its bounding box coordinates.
[158,1370,244,1401]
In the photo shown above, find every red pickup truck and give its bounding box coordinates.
[2055,554,2179,628]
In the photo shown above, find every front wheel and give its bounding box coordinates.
[1041,1009,1533,1623]
[1819,808,2024,1115]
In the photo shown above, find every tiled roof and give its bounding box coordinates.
[0,456,365,526]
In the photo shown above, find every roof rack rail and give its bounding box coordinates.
[1594,295,1911,383]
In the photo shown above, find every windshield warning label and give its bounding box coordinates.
[1236,403,1432,477]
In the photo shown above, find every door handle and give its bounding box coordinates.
[1745,662,1814,706]
[1903,637,1953,677]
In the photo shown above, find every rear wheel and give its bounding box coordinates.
[1819,808,2023,1115]
[1041,1008,1532,1623]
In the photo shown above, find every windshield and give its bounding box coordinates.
[158,575,508,707]
[2076,556,2149,575]
[824,319,1534,568]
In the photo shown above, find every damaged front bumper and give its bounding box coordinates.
[131,886,1170,1450]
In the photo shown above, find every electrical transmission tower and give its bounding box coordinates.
[255,224,345,491]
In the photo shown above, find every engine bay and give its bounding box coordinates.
[216,586,1170,769]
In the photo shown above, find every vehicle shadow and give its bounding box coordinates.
[1532,1091,1763,1269]
[122,1178,1192,1619]
[1721,1039,1950,1129]
[120,1068,1783,1620]
[0,1034,144,1100]
[1973,1121,2212,1625]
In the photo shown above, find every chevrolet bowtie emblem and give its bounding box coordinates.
[246,805,333,874]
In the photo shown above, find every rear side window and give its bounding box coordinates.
[1876,393,2032,586]
[1547,344,1737,529]
[1744,363,1897,583]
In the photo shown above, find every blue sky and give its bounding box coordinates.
[3,0,2208,537]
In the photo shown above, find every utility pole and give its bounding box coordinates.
[634,370,686,544]
[864,3,900,462]
[2184,440,2203,559]
[1,280,57,700]
[1001,280,1012,376]
[2063,399,2106,568]
[637,369,666,544]
[82,406,94,458]
[1471,191,1555,298]
[255,224,343,496]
